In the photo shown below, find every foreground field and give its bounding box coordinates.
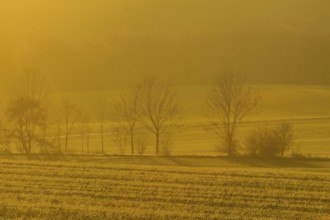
[0,157,329,219]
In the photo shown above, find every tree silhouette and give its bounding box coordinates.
[137,77,180,155]
[61,98,83,152]
[208,72,258,156]
[113,90,139,155]
[6,71,49,154]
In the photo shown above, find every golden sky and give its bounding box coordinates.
[0,0,330,92]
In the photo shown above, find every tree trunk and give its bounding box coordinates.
[27,136,32,155]
[81,131,84,152]
[156,131,160,155]
[130,131,134,155]
[227,122,237,156]
[41,127,47,153]
[101,124,104,154]
[226,130,235,156]
[57,133,61,152]
[65,133,68,152]
[87,131,90,154]
[19,130,28,154]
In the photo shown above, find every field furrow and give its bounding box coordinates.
[0,160,329,219]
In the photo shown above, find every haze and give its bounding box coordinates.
[0,0,330,92]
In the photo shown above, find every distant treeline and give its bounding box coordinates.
[0,71,295,157]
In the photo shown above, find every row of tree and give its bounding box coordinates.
[0,71,294,156]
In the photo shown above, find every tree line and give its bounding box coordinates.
[0,71,294,157]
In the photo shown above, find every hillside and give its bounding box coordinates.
[1,85,330,156]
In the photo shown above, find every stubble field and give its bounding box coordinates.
[0,157,329,219]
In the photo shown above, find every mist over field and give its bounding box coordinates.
[1,1,330,219]
[0,0,330,93]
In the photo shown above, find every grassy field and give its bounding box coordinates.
[0,156,329,219]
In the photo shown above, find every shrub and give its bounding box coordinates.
[245,123,294,157]
[161,132,175,156]
[112,127,128,155]
[0,121,10,153]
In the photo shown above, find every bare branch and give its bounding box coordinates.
[208,72,259,156]
[137,77,181,155]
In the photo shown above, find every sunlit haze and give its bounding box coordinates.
[0,2,330,219]
[1,1,330,92]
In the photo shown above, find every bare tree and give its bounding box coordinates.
[137,77,180,155]
[84,114,91,154]
[38,122,50,153]
[54,112,63,152]
[208,72,258,156]
[96,97,109,154]
[113,90,139,155]
[79,112,90,153]
[112,125,128,155]
[0,121,10,152]
[6,71,49,154]
[61,98,83,152]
